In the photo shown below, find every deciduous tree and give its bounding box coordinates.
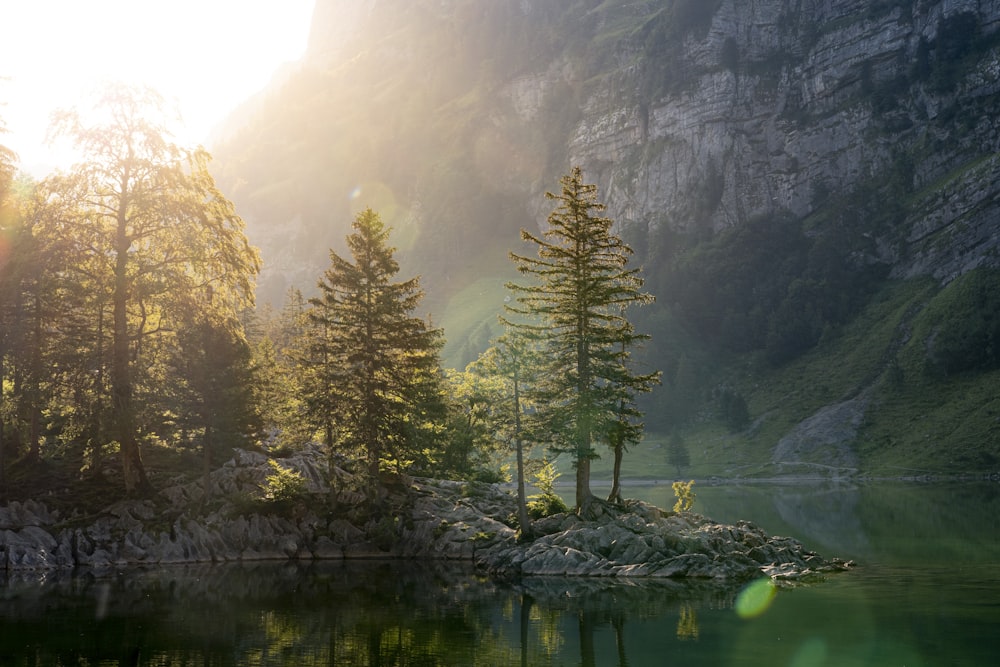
[46,84,260,494]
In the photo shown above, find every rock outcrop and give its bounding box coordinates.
[0,448,850,584]
[475,498,848,583]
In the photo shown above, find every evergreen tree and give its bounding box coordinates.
[505,167,659,512]
[667,433,690,477]
[307,208,445,489]
[442,359,514,481]
[471,333,539,537]
[277,287,331,448]
[169,313,261,471]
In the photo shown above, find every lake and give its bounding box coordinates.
[1,481,998,665]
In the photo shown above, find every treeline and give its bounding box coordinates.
[0,87,656,522]
[0,86,260,495]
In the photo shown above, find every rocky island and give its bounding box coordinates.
[0,447,850,584]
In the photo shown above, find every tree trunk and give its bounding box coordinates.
[607,441,624,505]
[112,206,151,496]
[513,373,532,540]
[515,435,532,539]
[26,289,42,462]
[575,452,593,511]
[202,426,213,501]
[367,432,381,508]
[27,404,40,462]
[0,352,5,495]
[88,300,106,477]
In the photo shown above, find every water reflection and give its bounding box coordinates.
[2,482,1000,665]
[607,480,1000,565]
[9,559,997,666]
[0,560,748,666]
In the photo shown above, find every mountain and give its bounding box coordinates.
[210,0,1000,477]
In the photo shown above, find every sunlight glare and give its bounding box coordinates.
[0,1,315,173]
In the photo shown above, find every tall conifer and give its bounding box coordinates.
[504,167,659,512]
[308,208,445,489]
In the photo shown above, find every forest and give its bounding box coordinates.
[5,0,1000,513]
[0,86,658,520]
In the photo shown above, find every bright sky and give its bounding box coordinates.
[0,0,315,175]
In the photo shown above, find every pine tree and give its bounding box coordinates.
[307,208,445,490]
[504,167,659,512]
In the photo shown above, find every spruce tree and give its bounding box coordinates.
[505,167,659,512]
[308,208,445,489]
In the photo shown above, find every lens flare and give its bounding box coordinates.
[735,578,777,619]
[348,182,397,220]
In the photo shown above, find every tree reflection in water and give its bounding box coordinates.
[0,560,743,666]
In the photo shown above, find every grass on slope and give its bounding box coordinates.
[593,276,999,479]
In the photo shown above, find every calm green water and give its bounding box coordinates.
[2,482,999,666]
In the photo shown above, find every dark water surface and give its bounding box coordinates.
[2,481,999,666]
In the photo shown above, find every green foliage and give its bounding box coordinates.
[666,433,690,476]
[1,85,260,495]
[304,208,447,482]
[532,459,560,496]
[169,316,261,462]
[504,167,659,507]
[527,493,570,520]
[919,268,1000,376]
[262,460,308,504]
[437,366,509,481]
[672,479,695,513]
[671,212,885,366]
[714,387,750,433]
[526,459,569,519]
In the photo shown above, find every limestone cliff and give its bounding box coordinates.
[284,0,1000,286]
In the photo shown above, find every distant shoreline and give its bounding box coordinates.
[542,472,1000,487]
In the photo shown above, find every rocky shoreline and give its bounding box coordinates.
[0,447,851,583]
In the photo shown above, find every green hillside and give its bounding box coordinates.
[577,275,1000,481]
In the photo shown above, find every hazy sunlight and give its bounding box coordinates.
[0,0,315,173]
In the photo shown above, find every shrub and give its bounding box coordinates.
[262,460,308,504]
[527,493,569,520]
[527,460,569,518]
[672,480,696,513]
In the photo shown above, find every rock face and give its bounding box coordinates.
[0,448,849,584]
[273,0,1000,289]
[546,0,1000,284]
